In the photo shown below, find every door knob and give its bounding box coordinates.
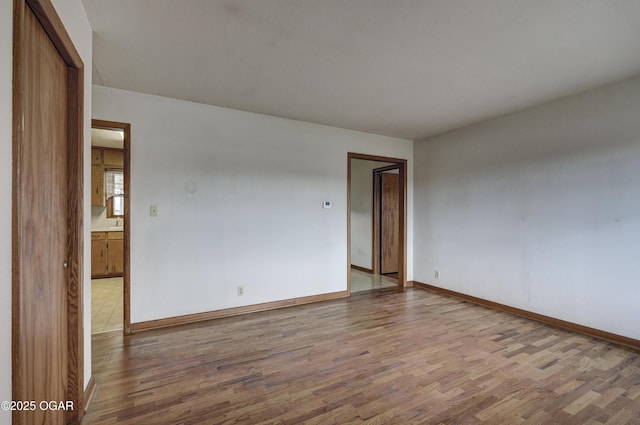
[63,261,68,269]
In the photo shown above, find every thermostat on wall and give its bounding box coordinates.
[323,201,332,209]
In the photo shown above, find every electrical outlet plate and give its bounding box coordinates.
[150,205,158,217]
[237,286,244,296]
[434,270,440,279]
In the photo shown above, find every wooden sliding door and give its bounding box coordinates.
[13,1,84,423]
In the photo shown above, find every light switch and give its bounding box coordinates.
[150,205,158,217]
[323,201,332,209]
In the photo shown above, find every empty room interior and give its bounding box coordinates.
[3,1,640,424]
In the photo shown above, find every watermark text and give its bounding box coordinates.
[1,400,74,411]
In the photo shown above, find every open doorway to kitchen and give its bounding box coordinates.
[91,119,131,335]
[348,153,407,293]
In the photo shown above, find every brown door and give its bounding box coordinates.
[13,5,70,425]
[380,172,399,274]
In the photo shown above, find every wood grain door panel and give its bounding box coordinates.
[14,5,69,424]
[380,173,399,274]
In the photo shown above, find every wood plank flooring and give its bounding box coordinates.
[82,288,640,424]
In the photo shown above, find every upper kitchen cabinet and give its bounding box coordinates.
[91,147,102,165]
[91,147,105,206]
[91,126,125,209]
[91,163,105,207]
[91,147,124,207]
[103,149,124,168]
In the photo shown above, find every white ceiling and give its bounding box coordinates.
[83,0,640,141]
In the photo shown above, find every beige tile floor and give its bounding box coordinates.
[350,268,398,292]
[91,277,123,334]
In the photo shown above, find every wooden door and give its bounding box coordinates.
[91,239,108,277]
[13,5,69,424]
[380,173,399,274]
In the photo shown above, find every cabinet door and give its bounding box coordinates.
[91,147,102,165]
[91,239,107,277]
[107,239,124,275]
[103,149,124,168]
[91,164,105,207]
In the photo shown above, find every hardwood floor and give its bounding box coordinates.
[83,288,640,424]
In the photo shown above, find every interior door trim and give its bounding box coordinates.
[12,0,84,422]
[347,153,408,293]
[92,119,132,335]
[372,164,401,275]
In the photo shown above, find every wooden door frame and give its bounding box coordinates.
[372,164,401,275]
[347,153,408,293]
[12,0,85,422]
[92,119,132,335]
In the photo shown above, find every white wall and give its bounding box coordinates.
[0,3,92,417]
[92,86,413,323]
[414,75,640,340]
[350,160,394,269]
[0,2,14,422]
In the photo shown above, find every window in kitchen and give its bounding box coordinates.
[106,169,124,217]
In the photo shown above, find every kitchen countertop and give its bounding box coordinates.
[92,227,124,232]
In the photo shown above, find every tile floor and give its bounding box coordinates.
[350,268,398,292]
[91,277,123,334]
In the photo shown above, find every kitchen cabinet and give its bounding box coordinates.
[91,147,123,207]
[91,231,124,278]
[91,233,107,277]
[91,164,105,207]
[106,232,124,275]
[91,147,102,165]
[103,149,124,168]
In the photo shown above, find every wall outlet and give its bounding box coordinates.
[434,270,440,279]
[237,286,244,296]
[150,205,158,217]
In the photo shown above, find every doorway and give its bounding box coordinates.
[373,165,401,277]
[348,153,407,294]
[91,119,131,335]
[12,0,84,423]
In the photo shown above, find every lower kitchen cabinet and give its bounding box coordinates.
[107,234,124,275]
[91,231,124,278]
[91,238,107,277]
